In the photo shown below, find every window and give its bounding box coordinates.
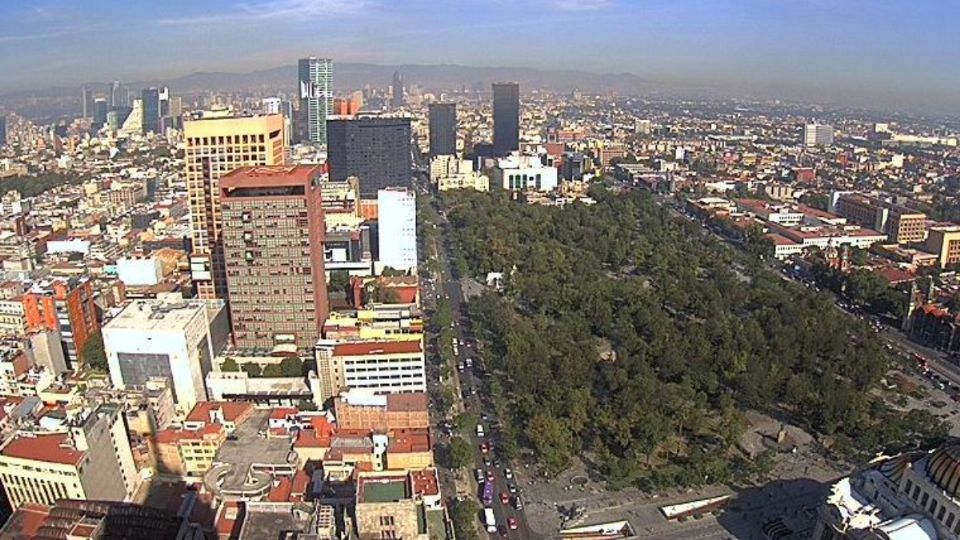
[948,513,955,528]
[921,492,929,506]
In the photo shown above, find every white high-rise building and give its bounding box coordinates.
[803,123,835,147]
[104,298,225,413]
[298,57,333,145]
[377,188,418,273]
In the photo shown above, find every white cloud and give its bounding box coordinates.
[551,0,614,11]
[160,0,372,26]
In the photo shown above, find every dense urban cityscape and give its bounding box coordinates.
[0,2,959,539]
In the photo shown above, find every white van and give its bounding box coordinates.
[484,507,497,533]
[476,424,485,438]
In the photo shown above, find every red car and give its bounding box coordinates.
[508,518,519,530]
[486,469,495,482]
[500,491,510,504]
[479,442,489,454]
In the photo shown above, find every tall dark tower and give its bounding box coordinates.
[492,82,519,155]
[392,71,405,108]
[428,102,457,156]
[327,116,412,198]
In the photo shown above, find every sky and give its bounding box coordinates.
[0,0,957,112]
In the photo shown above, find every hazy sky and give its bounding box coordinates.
[1,0,957,112]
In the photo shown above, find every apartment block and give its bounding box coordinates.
[22,277,99,368]
[926,226,960,269]
[334,389,429,431]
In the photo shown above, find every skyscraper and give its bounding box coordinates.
[392,70,405,108]
[492,82,520,155]
[110,81,121,107]
[428,102,457,156]
[220,165,329,351]
[81,85,90,119]
[93,98,108,128]
[0,116,6,147]
[183,112,286,300]
[377,188,418,272]
[327,116,412,198]
[141,87,161,134]
[298,57,333,144]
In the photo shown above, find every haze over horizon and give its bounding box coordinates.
[1,0,958,114]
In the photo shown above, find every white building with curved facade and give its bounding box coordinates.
[812,441,960,539]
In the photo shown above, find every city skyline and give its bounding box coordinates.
[1,0,958,114]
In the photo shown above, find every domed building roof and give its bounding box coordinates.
[926,442,960,498]
[877,453,910,484]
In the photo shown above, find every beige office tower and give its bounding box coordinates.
[184,113,286,299]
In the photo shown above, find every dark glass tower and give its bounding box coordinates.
[141,88,161,134]
[428,102,457,156]
[392,70,405,108]
[327,116,412,198]
[492,82,519,155]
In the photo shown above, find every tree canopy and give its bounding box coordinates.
[442,187,946,488]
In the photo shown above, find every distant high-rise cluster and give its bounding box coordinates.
[493,82,520,155]
[298,56,333,145]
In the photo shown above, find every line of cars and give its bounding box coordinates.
[474,424,523,535]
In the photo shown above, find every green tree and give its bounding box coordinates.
[263,364,283,377]
[327,270,351,296]
[82,333,107,371]
[450,499,480,540]
[280,357,304,377]
[455,412,479,435]
[221,357,240,372]
[241,363,263,377]
[449,436,474,469]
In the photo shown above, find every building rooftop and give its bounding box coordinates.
[333,341,422,357]
[220,165,321,189]
[359,477,410,503]
[185,401,255,424]
[237,502,314,540]
[0,432,85,466]
[104,299,206,332]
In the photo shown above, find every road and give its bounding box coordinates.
[415,173,540,539]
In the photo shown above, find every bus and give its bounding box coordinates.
[484,507,497,533]
[482,480,494,506]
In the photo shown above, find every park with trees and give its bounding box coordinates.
[440,186,947,490]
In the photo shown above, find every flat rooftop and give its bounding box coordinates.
[238,502,313,540]
[359,477,409,503]
[211,409,296,494]
[104,299,206,332]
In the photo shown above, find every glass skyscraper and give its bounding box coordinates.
[428,102,457,156]
[493,82,520,155]
[298,57,333,145]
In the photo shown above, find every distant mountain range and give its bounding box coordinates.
[129,62,676,96]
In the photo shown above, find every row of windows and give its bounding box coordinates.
[904,478,960,533]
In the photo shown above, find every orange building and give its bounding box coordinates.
[334,391,429,431]
[21,278,99,368]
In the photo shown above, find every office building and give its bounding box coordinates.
[835,193,927,244]
[428,102,456,156]
[103,298,225,413]
[392,70,405,108]
[314,340,426,402]
[0,404,137,510]
[492,153,558,192]
[141,87,164,134]
[109,80,122,107]
[93,98,108,128]
[803,123,834,147]
[926,226,960,269]
[183,112,286,300]
[0,116,6,147]
[327,116,412,198]
[493,82,520,155]
[429,156,489,192]
[219,166,330,351]
[298,56,333,144]
[377,188,418,272]
[81,85,90,119]
[22,277,99,369]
